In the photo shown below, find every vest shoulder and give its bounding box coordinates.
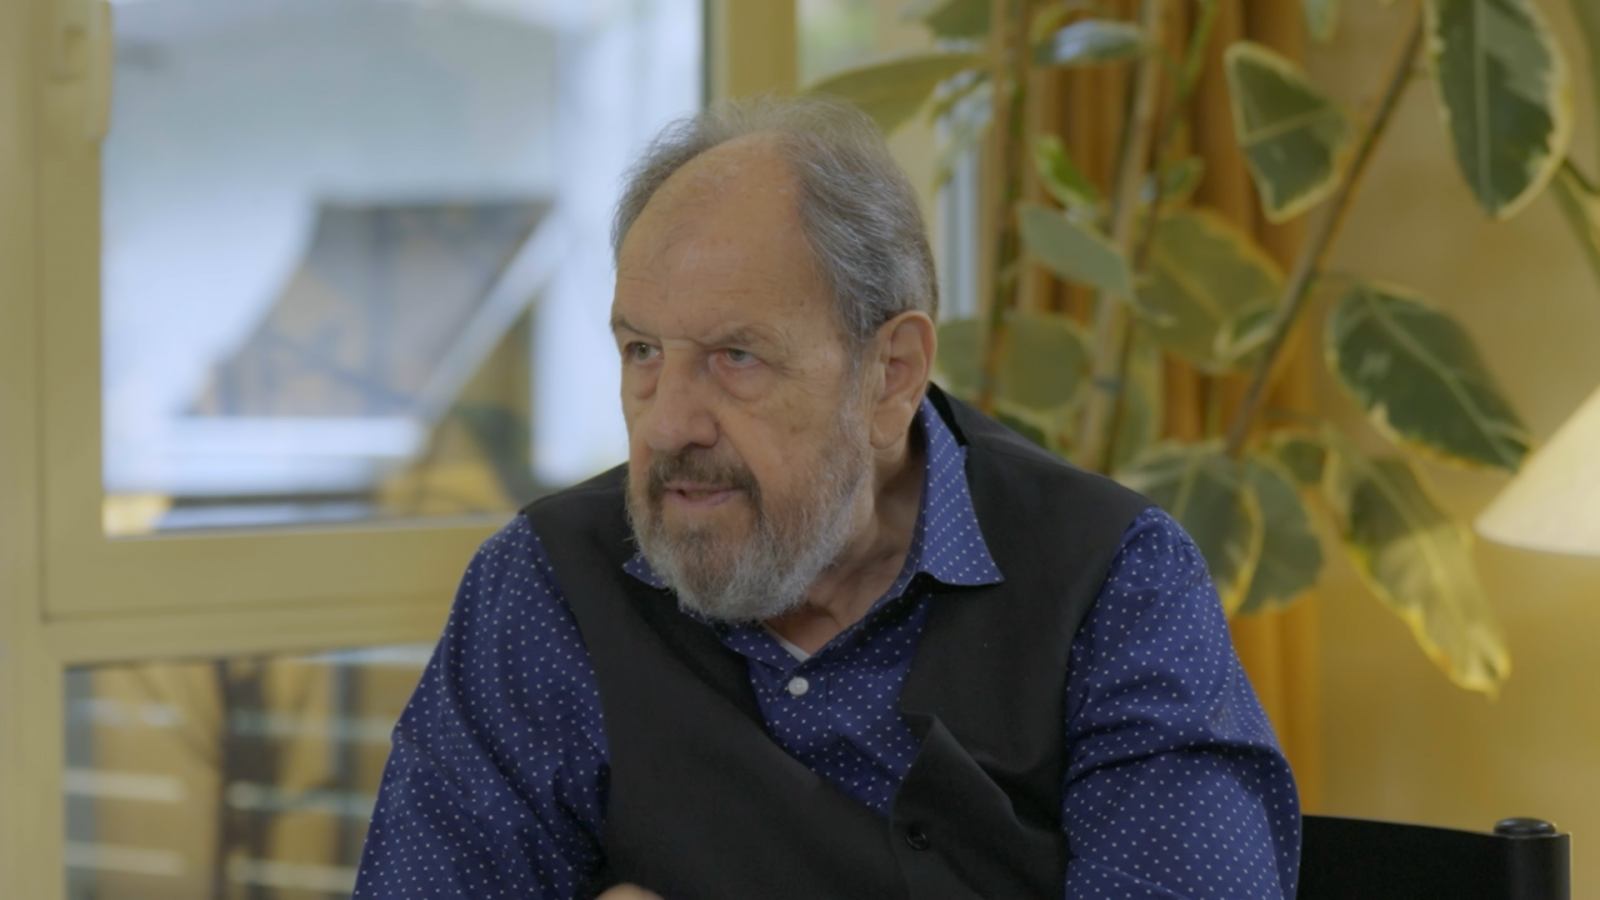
[938,391,1149,518]
[520,464,627,523]
[974,429,1144,496]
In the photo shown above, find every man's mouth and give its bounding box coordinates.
[661,483,742,509]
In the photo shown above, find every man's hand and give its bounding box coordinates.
[596,886,662,900]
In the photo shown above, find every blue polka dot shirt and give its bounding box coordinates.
[355,400,1301,899]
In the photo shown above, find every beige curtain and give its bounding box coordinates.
[1026,0,1323,811]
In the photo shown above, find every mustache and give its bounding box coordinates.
[645,449,761,505]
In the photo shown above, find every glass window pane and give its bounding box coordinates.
[65,646,429,899]
[102,0,703,535]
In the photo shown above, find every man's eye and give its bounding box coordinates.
[723,348,755,365]
[626,342,659,362]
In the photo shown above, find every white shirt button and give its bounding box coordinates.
[787,676,810,697]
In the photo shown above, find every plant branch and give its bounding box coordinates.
[1076,0,1167,469]
[1552,157,1600,292]
[975,0,1030,414]
[1101,0,1219,472]
[1098,318,1143,471]
[1132,0,1217,272]
[1223,7,1425,458]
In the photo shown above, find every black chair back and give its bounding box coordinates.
[1298,815,1570,900]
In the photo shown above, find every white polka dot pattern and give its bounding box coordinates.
[1062,512,1301,898]
[353,401,1300,899]
[354,518,609,898]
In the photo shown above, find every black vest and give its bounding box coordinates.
[523,388,1149,900]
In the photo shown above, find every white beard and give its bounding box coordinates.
[627,405,872,624]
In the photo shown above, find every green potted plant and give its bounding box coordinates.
[807,0,1600,695]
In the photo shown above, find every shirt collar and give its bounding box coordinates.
[623,396,1003,591]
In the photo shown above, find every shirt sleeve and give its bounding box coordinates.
[1061,507,1301,900]
[354,516,610,900]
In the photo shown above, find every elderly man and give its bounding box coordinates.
[354,97,1299,900]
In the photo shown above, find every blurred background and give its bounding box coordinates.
[3,0,1598,897]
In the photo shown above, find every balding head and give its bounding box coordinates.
[640,132,798,213]
[621,134,815,298]
[612,95,937,356]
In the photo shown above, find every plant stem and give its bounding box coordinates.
[1098,317,1142,470]
[1101,0,1219,472]
[1551,158,1600,291]
[1222,7,1425,458]
[975,0,1030,414]
[1076,0,1167,469]
[1132,0,1218,272]
[1204,376,1223,438]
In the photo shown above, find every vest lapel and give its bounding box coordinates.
[527,477,906,900]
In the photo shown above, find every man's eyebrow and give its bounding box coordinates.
[610,315,647,336]
[706,325,780,349]
[610,317,783,351]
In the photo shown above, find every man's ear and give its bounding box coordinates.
[868,311,936,450]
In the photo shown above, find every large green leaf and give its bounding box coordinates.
[1325,281,1530,472]
[1141,210,1285,374]
[1574,0,1600,175]
[1265,431,1327,487]
[1143,156,1206,210]
[1213,304,1275,370]
[1036,19,1148,67]
[902,0,990,39]
[1322,447,1510,694]
[1424,0,1574,219]
[1303,0,1338,43]
[1236,456,1323,615]
[1017,202,1138,304]
[1224,42,1354,222]
[1549,160,1600,288]
[1034,135,1100,212]
[1117,443,1263,614]
[935,317,983,399]
[1003,312,1091,411]
[934,312,1089,412]
[806,52,984,134]
[1108,330,1165,474]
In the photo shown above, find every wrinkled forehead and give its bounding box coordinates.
[614,136,838,336]
[621,135,805,262]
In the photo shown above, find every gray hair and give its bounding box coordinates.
[611,95,937,350]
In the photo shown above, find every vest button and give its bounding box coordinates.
[786,676,810,697]
[904,826,930,851]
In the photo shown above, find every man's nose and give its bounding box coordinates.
[639,356,719,455]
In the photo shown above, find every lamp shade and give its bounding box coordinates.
[1476,382,1600,557]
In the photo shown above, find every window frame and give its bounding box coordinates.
[0,0,796,895]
